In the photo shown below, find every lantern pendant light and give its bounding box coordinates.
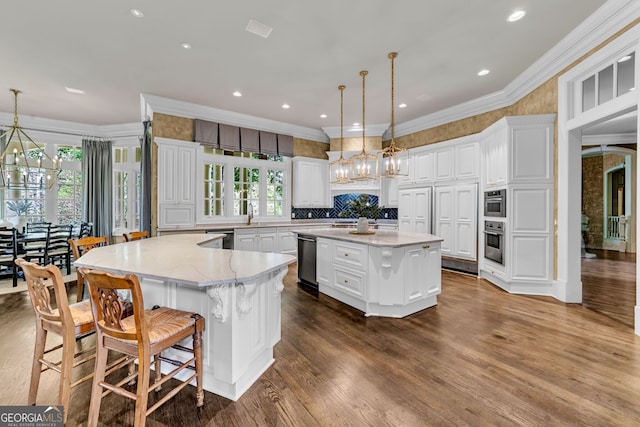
[329,85,354,184]
[379,52,409,178]
[351,70,378,181]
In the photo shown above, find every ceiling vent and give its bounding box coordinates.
[246,19,273,38]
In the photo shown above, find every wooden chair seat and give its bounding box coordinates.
[82,268,204,427]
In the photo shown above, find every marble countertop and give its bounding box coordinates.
[292,228,443,247]
[157,219,398,233]
[75,234,297,287]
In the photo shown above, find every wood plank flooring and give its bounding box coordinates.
[2,264,640,426]
[582,249,636,328]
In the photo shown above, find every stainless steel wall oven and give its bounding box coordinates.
[484,189,506,217]
[484,220,504,265]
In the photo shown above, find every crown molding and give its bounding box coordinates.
[322,123,390,139]
[141,93,329,143]
[393,0,640,138]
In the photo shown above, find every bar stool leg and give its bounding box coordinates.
[58,329,75,423]
[194,316,204,407]
[134,354,152,427]
[87,345,109,427]
[28,326,47,406]
[153,355,162,390]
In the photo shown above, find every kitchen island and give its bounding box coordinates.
[74,233,296,401]
[294,228,443,318]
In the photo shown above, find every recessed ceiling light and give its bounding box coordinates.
[477,69,490,76]
[180,42,192,49]
[618,55,632,63]
[282,103,290,109]
[65,87,86,95]
[320,114,327,118]
[246,19,273,38]
[353,122,360,127]
[233,91,242,97]
[399,103,407,108]
[130,8,144,18]
[507,10,526,22]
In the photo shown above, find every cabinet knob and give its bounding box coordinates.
[423,244,430,249]
[344,253,349,257]
[344,279,349,284]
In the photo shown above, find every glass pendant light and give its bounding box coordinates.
[351,70,378,180]
[379,52,409,178]
[329,85,354,184]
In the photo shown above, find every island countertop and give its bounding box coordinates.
[292,228,443,247]
[75,233,296,287]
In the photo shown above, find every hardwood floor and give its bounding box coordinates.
[582,249,636,328]
[2,265,640,426]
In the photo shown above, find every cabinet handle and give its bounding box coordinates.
[423,244,430,249]
[344,253,349,257]
[344,280,349,284]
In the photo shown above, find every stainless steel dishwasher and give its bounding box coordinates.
[297,234,317,289]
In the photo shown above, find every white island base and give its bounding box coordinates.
[75,234,295,401]
[299,229,443,318]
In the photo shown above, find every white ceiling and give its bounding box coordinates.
[0,0,611,133]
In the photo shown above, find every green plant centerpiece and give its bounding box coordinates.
[6,199,33,216]
[338,194,381,220]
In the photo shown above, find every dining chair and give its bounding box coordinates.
[26,221,52,234]
[45,224,73,274]
[23,224,49,266]
[16,259,97,424]
[0,227,21,287]
[68,236,110,302]
[80,222,93,238]
[82,268,204,427]
[122,230,149,242]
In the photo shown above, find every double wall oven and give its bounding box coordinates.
[483,189,506,265]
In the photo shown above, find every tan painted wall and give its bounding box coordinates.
[329,136,382,152]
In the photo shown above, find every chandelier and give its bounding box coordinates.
[329,85,354,184]
[0,89,62,190]
[351,70,378,180]
[379,52,409,178]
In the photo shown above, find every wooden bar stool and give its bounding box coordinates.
[122,231,149,242]
[82,268,205,427]
[17,259,97,424]
[68,236,110,302]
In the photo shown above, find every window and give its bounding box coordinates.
[199,151,290,222]
[234,166,260,216]
[580,50,636,113]
[266,169,283,216]
[113,146,140,233]
[204,163,225,216]
[56,146,82,224]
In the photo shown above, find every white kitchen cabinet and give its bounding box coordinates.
[234,228,277,252]
[157,138,197,228]
[276,227,298,255]
[414,150,435,184]
[435,147,455,182]
[434,184,477,261]
[405,242,442,301]
[292,157,331,208]
[398,187,432,234]
[454,141,480,181]
[482,115,554,188]
[380,176,399,207]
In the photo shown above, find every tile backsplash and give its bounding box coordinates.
[291,194,397,220]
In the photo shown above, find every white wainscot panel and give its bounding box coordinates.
[512,188,550,233]
[512,236,550,281]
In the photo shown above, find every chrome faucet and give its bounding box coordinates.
[247,202,254,225]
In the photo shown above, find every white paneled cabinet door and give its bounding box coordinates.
[398,188,432,233]
[414,150,435,184]
[454,142,479,181]
[235,233,257,251]
[157,138,197,228]
[292,157,330,207]
[405,243,442,303]
[454,183,478,260]
[434,186,453,256]
[435,147,454,182]
[257,231,277,252]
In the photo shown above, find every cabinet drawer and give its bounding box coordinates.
[334,267,365,298]
[333,241,368,269]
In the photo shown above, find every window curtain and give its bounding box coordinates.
[277,134,294,157]
[82,138,113,241]
[140,120,152,236]
[194,119,218,148]
[0,128,6,220]
[259,131,278,155]
[219,124,240,151]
